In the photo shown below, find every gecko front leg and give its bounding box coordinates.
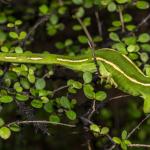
[98,62,118,88]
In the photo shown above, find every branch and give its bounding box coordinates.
[7,120,76,128]
[22,13,52,47]
[109,94,130,101]
[76,17,95,48]
[53,85,68,95]
[128,143,150,148]
[77,17,101,78]
[95,11,102,37]
[127,113,150,138]
[137,13,150,30]
[118,5,125,33]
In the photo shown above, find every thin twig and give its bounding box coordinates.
[106,134,115,144]
[118,5,125,33]
[137,13,150,30]
[109,94,130,101]
[77,17,100,77]
[58,0,63,5]
[77,17,95,48]
[7,120,76,128]
[128,143,150,148]
[22,14,52,47]
[95,11,102,37]
[53,85,69,94]
[87,140,92,150]
[88,100,96,120]
[0,0,9,4]
[127,113,150,138]
[107,144,116,150]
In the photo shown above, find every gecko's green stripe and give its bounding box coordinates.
[0,48,150,113]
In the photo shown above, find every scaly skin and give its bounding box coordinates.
[0,48,150,113]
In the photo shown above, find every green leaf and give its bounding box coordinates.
[140,52,149,63]
[141,44,150,52]
[72,25,82,31]
[0,69,4,76]
[138,33,150,43]
[124,139,132,145]
[44,101,53,113]
[1,46,9,52]
[13,82,23,92]
[50,15,59,25]
[20,78,30,90]
[15,46,23,53]
[84,0,93,8]
[112,42,127,54]
[55,42,65,49]
[95,91,107,101]
[78,35,88,44]
[123,14,132,23]
[75,7,85,18]
[39,4,49,14]
[31,99,43,108]
[60,96,71,109]
[127,44,140,52]
[67,80,82,89]
[0,15,7,24]
[49,115,60,123]
[9,32,18,39]
[90,124,100,133]
[112,137,121,144]
[115,0,128,4]
[47,25,57,36]
[0,127,11,140]
[19,31,27,40]
[83,72,92,83]
[83,84,95,99]
[100,127,109,135]
[107,2,117,12]
[122,36,136,45]
[58,6,67,15]
[7,23,14,28]
[15,20,22,26]
[28,74,35,83]
[68,87,77,94]
[0,118,5,127]
[65,39,73,47]
[100,0,112,6]
[112,21,121,27]
[0,31,6,43]
[128,53,139,60]
[35,78,46,90]
[121,130,127,140]
[109,32,120,42]
[136,1,149,9]
[65,110,76,120]
[16,94,29,101]
[83,17,91,26]
[72,0,83,5]
[0,96,13,103]
[9,124,21,132]
[121,141,127,150]
[126,25,136,31]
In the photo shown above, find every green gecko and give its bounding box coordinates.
[0,48,150,113]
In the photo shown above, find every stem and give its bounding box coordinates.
[118,5,125,33]
[7,120,76,128]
